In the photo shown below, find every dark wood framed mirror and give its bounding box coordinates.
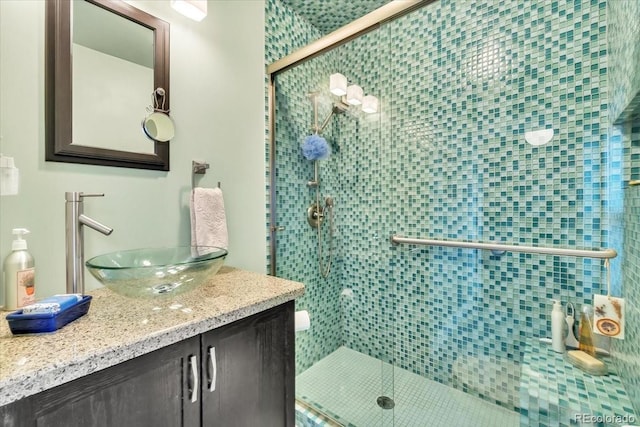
[45,0,170,171]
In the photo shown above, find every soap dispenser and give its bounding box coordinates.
[2,228,35,310]
[551,299,566,353]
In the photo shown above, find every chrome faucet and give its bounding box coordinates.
[65,192,113,294]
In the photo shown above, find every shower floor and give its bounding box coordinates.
[296,347,519,427]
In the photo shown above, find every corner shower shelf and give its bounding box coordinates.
[520,340,636,426]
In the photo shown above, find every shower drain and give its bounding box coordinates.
[376,396,395,409]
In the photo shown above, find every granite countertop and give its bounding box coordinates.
[520,340,637,427]
[0,266,304,407]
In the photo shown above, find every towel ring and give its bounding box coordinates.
[191,160,221,189]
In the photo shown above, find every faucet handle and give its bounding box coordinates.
[80,193,105,198]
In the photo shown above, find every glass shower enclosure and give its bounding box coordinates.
[269,0,628,426]
[272,25,396,424]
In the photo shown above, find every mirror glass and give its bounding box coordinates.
[72,0,155,154]
[45,0,170,171]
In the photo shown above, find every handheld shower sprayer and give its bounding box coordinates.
[304,92,338,279]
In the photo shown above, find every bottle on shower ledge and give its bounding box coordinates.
[578,304,596,357]
[564,302,580,349]
[551,299,566,353]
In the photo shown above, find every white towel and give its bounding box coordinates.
[190,187,228,251]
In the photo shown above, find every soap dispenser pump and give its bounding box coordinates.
[551,299,566,353]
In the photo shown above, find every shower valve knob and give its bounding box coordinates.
[307,202,324,228]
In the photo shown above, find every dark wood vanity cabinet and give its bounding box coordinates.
[201,301,295,427]
[0,335,201,427]
[0,302,294,427]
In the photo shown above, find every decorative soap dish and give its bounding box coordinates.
[5,296,92,334]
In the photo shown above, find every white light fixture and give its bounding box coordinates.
[329,73,347,96]
[346,84,363,105]
[328,74,378,114]
[362,95,379,114]
[171,0,207,22]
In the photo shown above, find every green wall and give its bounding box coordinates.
[0,0,268,300]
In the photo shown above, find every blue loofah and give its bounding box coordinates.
[301,134,331,161]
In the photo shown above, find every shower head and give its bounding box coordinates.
[318,101,349,133]
[308,90,350,134]
[332,100,349,114]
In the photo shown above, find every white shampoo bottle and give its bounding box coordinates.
[551,299,566,353]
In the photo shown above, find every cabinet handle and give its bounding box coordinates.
[189,355,199,403]
[208,346,217,392]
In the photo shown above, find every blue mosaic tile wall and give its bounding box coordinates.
[616,121,640,415]
[265,0,345,374]
[265,0,323,63]
[266,0,638,415]
[607,0,640,128]
[373,0,612,410]
[608,0,640,186]
[618,188,640,416]
[273,64,347,373]
[608,0,640,414]
[279,0,389,35]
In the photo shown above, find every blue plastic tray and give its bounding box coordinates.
[6,295,92,334]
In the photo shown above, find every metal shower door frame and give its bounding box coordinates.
[266,0,435,276]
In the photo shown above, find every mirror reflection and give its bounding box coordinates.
[72,0,155,154]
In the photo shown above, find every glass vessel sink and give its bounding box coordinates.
[86,246,227,298]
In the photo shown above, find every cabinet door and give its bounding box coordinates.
[0,335,201,427]
[201,301,295,427]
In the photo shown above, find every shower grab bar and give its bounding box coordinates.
[390,235,617,259]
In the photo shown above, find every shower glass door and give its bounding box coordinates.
[270,0,632,425]
[272,23,394,426]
